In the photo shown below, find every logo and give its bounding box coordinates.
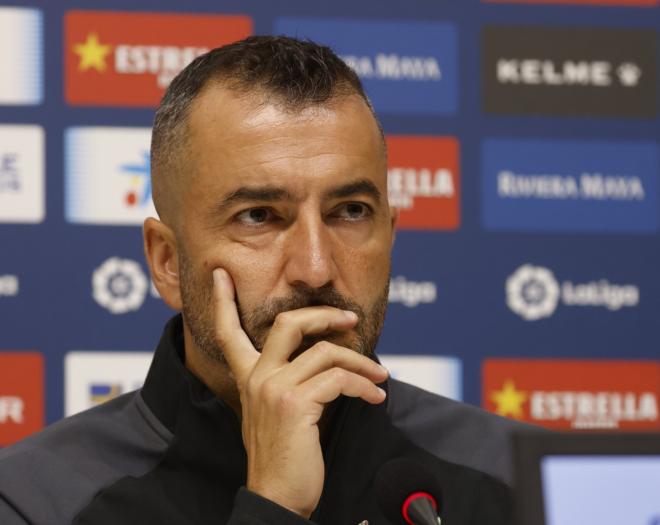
[89,383,123,405]
[0,7,43,105]
[0,125,45,223]
[65,11,252,106]
[0,397,24,424]
[380,355,462,400]
[506,265,560,321]
[65,351,152,416]
[92,257,149,314]
[0,154,19,192]
[483,0,658,5]
[0,275,19,297]
[482,27,657,117]
[0,353,44,446]
[387,136,460,230]
[496,59,642,88]
[342,54,442,81]
[388,276,438,307]
[483,359,660,431]
[506,264,639,321]
[483,140,658,233]
[65,127,157,225]
[275,18,458,115]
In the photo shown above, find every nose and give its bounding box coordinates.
[283,212,337,289]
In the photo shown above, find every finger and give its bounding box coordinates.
[259,307,358,368]
[212,268,259,381]
[297,367,387,406]
[284,341,388,385]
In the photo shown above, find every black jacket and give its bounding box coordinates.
[0,315,526,524]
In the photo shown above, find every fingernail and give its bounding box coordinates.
[213,269,223,288]
[377,387,386,398]
[343,310,358,321]
[379,364,389,375]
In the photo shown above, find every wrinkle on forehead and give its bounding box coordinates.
[190,85,382,152]
[181,86,387,224]
[154,83,385,230]
[240,100,332,129]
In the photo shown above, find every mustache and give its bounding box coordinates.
[239,284,365,332]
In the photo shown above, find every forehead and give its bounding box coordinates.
[184,85,386,193]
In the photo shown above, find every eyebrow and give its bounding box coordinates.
[216,178,382,212]
[218,186,294,209]
[325,179,382,202]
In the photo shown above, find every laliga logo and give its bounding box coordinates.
[506,265,560,321]
[388,276,437,308]
[92,257,148,314]
[507,264,639,321]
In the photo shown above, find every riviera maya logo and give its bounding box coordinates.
[92,257,148,314]
[506,264,560,321]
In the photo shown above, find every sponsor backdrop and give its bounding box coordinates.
[0,0,659,446]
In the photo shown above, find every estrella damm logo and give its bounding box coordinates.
[387,136,460,230]
[65,10,252,107]
[0,353,44,446]
[483,359,660,431]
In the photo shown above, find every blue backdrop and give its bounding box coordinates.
[0,0,658,438]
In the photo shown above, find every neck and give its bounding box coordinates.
[182,321,242,416]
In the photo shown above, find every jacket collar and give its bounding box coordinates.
[141,314,233,435]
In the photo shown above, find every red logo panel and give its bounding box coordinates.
[387,136,460,230]
[483,359,660,431]
[0,353,44,446]
[65,11,253,106]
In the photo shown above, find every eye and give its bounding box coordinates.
[235,207,274,226]
[334,202,372,221]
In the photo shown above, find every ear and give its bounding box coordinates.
[389,205,399,248]
[143,217,182,311]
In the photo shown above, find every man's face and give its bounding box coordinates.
[176,86,396,362]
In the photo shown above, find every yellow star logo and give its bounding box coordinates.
[491,380,528,419]
[73,33,112,72]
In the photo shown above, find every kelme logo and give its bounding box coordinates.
[482,27,657,117]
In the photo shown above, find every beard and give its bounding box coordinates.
[178,249,390,366]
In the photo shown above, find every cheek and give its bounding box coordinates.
[204,245,282,309]
[338,242,391,295]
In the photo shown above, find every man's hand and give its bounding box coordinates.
[212,268,388,518]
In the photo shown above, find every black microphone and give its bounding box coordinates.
[375,457,442,525]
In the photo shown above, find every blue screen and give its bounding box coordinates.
[541,456,660,525]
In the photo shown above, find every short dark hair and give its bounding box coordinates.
[151,35,381,223]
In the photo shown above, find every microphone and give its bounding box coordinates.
[376,457,442,525]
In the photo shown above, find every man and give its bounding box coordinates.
[0,36,526,524]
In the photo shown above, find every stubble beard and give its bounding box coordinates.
[178,249,390,366]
